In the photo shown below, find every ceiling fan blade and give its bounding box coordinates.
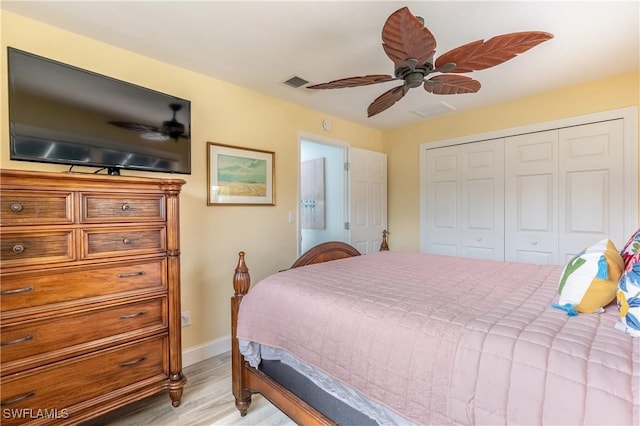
[434,31,553,73]
[367,84,409,117]
[381,7,437,69]
[109,121,170,141]
[307,74,396,89]
[424,75,481,95]
[109,121,160,133]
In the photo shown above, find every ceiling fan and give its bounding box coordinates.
[109,103,189,141]
[307,7,553,117]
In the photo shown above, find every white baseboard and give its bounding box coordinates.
[182,334,231,367]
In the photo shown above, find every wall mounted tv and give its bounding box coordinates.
[8,47,191,175]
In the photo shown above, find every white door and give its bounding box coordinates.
[505,130,559,264]
[425,146,460,255]
[459,140,505,260]
[558,119,625,261]
[421,108,637,263]
[349,147,387,254]
[425,139,505,260]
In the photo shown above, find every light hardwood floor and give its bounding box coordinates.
[84,352,295,426]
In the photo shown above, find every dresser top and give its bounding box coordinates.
[0,169,186,192]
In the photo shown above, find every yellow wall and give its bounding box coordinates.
[2,10,639,354]
[0,11,383,350]
[384,71,640,251]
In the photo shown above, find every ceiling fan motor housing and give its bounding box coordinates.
[162,119,185,140]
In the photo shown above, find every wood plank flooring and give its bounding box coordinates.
[84,352,295,426]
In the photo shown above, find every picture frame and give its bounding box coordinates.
[207,142,275,206]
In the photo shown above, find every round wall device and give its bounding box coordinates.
[322,119,332,131]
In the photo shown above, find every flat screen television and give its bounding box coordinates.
[7,47,191,175]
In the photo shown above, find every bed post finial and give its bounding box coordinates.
[234,251,250,296]
[380,229,389,251]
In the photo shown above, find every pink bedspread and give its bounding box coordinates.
[236,251,640,425]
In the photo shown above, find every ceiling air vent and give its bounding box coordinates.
[410,102,456,118]
[283,75,309,89]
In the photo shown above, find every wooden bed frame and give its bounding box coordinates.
[230,233,389,425]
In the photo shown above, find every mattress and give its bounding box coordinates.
[255,346,410,425]
[237,251,640,424]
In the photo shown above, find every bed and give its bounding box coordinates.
[230,239,640,425]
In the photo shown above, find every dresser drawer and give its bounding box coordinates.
[0,230,75,269]
[0,336,167,424]
[0,191,73,226]
[1,259,166,312]
[1,297,166,367]
[82,226,166,260]
[81,193,165,223]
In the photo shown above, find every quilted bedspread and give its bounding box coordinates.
[236,251,640,425]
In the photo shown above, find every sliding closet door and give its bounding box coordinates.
[505,131,559,264]
[425,139,505,260]
[421,109,636,264]
[558,119,625,261]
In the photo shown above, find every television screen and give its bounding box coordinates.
[7,47,191,175]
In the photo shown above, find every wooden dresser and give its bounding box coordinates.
[0,169,186,425]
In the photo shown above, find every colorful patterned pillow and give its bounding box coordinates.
[620,228,640,267]
[616,250,640,337]
[553,239,624,316]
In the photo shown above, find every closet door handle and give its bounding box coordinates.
[119,356,147,367]
[1,391,35,406]
[1,334,33,346]
[0,286,34,295]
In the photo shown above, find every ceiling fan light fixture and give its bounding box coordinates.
[162,119,185,140]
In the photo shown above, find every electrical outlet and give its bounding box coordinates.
[181,311,191,327]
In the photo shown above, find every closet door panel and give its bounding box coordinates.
[559,119,624,259]
[426,149,460,256]
[505,131,559,264]
[460,140,505,260]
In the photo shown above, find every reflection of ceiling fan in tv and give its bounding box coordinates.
[109,103,189,141]
[307,7,553,117]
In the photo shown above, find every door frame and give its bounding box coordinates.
[297,131,350,256]
[418,106,638,252]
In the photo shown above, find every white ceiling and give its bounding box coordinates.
[2,1,638,130]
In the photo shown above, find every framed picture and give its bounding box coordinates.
[207,142,275,206]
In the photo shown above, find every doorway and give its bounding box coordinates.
[299,138,348,255]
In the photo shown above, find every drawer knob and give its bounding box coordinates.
[122,238,132,245]
[10,203,23,212]
[117,271,146,279]
[11,244,24,254]
[1,391,35,406]
[121,203,131,211]
[0,286,34,295]
[119,311,147,320]
[1,334,33,346]
[119,356,147,367]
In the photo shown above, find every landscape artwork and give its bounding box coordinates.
[217,154,267,197]
[207,142,275,205]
